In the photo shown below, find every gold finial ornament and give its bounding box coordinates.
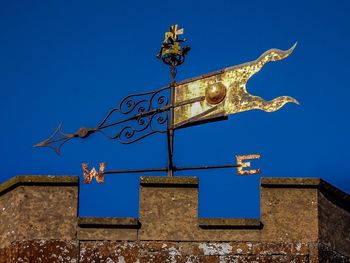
[157,24,190,67]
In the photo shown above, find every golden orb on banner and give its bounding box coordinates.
[205,83,227,105]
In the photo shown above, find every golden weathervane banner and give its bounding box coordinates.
[173,44,299,128]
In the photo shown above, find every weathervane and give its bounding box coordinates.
[34,24,299,182]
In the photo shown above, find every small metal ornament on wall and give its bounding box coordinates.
[34,24,299,183]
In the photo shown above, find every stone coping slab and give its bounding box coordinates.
[0,175,79,196]
[261,177,323,187]
[140,176,198,187]
[199,218,262,229]
[78,217,139,229]
[261,177,350,211]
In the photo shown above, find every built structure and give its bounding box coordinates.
[0,175,349,262]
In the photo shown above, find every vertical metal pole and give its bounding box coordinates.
[166,65,177,176]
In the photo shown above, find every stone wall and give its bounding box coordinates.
[0,176,78,250]
[0,175,349,262]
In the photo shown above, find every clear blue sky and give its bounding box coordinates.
[1,0,349,218]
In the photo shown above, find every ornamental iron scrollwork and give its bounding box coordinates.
[34,86,171,153]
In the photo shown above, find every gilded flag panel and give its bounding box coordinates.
[174,44,299,128]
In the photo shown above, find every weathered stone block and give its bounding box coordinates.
[0,176,78,249]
